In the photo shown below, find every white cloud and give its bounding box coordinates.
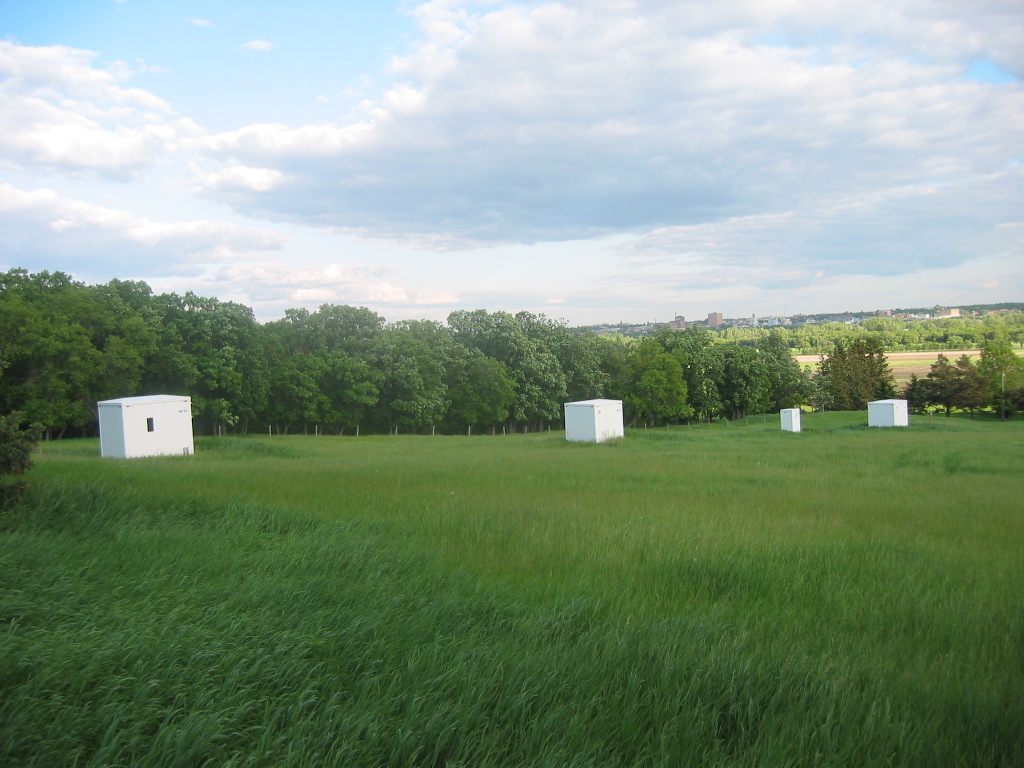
[163,260,461,320]
[188,164,286,192]
[3,3,1021,324]
[0,41,201,177]
[0,182,286,275]
[201,121,376,158]
[190,19,212,27]
[186,0,1022,280]
[241,40,275,52]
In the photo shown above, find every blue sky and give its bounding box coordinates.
[2,0,1022,324]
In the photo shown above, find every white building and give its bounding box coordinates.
[780,408,802,433]
[97,395,194,458]
[564,399,624,443]
[867,399,909,428]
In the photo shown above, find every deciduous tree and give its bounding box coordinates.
[758,330,809,411]
[624,340,691,425]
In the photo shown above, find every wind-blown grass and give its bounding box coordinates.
[3,413,1022,766]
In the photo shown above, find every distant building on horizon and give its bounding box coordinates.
[707,312,724,329]
[667,315,686,329]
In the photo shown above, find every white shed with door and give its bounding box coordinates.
[867,398,909,428]
[564,399,624,443]
[98,395,194,458]
[780,408,802,433]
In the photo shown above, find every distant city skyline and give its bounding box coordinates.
[1,1,1021,325]
[583,302,1020,332]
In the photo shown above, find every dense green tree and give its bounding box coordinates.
[623,340,691,425]
[807,371,835,412]
[594,335,635,403]
[904,374,930,414]
[925,354,962,416]
[923,353,991,418]
[758,331,809,411]
[261,306,381,434]
[304,303,386,358]
[448,310,567,429]
[261,312,326,434]
[0,270,104,437]
[157,292,269,433]
[953,355,989,418]
[375,320,452,433]
[657,329,723,422]
[515,312,608,402]
[977,340,1024,419]
[1009,386,1024,415]
[817,337,896,410]
[718,345,769,419]
[303,304,384,433]
[445,348,516,433]
[6,267,1024,437]
[317,353,379,434]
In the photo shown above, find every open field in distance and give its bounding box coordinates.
[794,349,1024,382]
[3,413,1023,766]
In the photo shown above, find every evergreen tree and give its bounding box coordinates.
[817,337,896,410]
[904,374,930,414]
[953,355,989,418]
[925,354,962,416]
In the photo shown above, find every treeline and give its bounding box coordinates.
[2,270,1022,438]
[715,313,1024,353]
[906,351,1024,418]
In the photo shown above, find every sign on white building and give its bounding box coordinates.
[97,395,194,458]
[564,399,624,443]
[867,399,909,428]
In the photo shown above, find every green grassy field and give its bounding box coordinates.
[3,413,1023,766]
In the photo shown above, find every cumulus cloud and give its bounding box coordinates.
[187,164,286,193]
[216,262,457,304]
[187,0,1023,281]
[161,261,461,320]
[3,3,1020,322]
[0,182,286,275]
[0,41,201,177]
[612,165,1024,278]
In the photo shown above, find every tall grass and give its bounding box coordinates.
[3,412,1022,766]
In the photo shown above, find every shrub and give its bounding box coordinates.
[0,411,40,510]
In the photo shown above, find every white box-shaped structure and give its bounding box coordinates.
[98,395,194,458]
[780,408,802,433]
[868,399,909,428]
[564,399,624,443]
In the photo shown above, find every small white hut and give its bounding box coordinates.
[564,399,624,443]
[867,399,909,428]
[97,395,194,458]
[780,408,802,433]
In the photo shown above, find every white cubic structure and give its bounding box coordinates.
[98,395,194,458]
[780,408,802,433]
[867,399,909,428]
[564,399,624,443]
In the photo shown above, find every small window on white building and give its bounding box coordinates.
[146,417,155,433]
